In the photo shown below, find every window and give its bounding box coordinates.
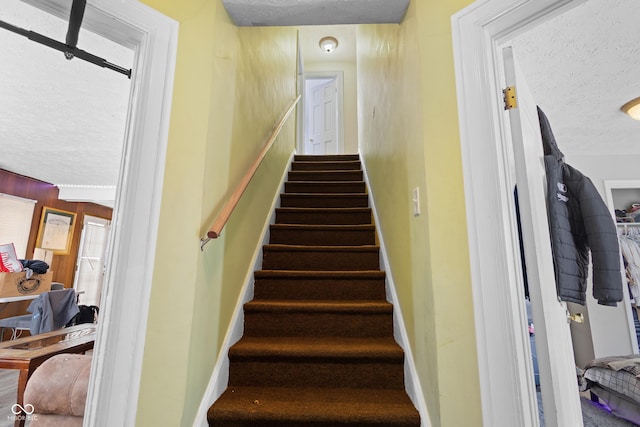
[0,193,36,258]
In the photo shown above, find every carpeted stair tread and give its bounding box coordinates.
[244,299,392,314]
[288,170,363,181]
[284,181,366,193]
[280,193,369,208]
[291,160,361,171]
[294,154,360,161]
[275,207,372,225]
[243,300,393,338]
[262,245,380,270]
[230,336,404,359]
[254,270,385,279]
[264,244,379,252]
[208,154,420,426]
[208,386,420,427]
[253,270,387,300]
[262,245,380,271]
[269,223,376,246]
[228,336,406,389]
[270,223,375,232]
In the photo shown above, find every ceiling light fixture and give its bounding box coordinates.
[621,97,640,120]
[319,36,338,53]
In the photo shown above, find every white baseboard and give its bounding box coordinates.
[192,152,294,427]
[194,152,429,426]
[360,156,431,427]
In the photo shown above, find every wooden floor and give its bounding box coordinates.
[0,369,19,427]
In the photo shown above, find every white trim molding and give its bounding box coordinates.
[85,3,177,425]
[23,1,178,425]
[360,157,430,427]
[192,153,294,427]
[451,1,588,426]
[19,1,182,425]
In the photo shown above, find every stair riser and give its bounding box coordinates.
[228,360,405,389]
[280,195,369,208]
[294,154,360,162]
[208,386,421,427]
[262,250,380,271]
[209,419,417,427]
[209,154,421,427]
[269,228,375,246]
[291,162,361,171]
[288,171,363,182]
[209,420,417,427]
[275,209,371,225]
[244,311,393,338]
[284,181,366,194]
[253,278,386,300]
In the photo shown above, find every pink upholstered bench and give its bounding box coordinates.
[23,354,91,426]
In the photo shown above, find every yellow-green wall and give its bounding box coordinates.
[357,1,480,426]
[131,0,483,426]
[136,1,297,425]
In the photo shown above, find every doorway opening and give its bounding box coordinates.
[73,215,111,307]
[454,0,638,425]
[12,1,178,425]
[302,72,344,155]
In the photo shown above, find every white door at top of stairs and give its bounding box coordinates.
[306,77,338,155]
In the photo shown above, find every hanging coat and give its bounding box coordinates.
[538,106,623,306]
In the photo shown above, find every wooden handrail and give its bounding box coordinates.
[200,95,301,250]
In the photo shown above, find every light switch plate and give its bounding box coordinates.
[412,187,420,216]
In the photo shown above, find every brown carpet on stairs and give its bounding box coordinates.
[207,154,421,427]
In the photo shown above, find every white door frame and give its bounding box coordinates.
[301,71,344,154]
[296,31,305,154]
[21,0,178,425]
[452,0,588,425]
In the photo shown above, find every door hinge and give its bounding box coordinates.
[567,310,584,324]
[503,86,517,110]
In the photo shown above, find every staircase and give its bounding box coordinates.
[207,154,421,427]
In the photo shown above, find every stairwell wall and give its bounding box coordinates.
[356,1,480,426]
[136,1,298,425]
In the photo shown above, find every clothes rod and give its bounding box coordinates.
[0,19,131,79]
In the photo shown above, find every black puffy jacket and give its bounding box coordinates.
[538,107,622,306]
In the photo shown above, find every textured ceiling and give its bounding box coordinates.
[222,0,409,26]
[0,0,132,203]
[0,0,638,206]
[512,0,640,156]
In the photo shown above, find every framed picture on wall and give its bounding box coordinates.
[35,206,77,255]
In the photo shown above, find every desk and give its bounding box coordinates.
[0,290,85,305]
[0,324,96,427]
[0,295,39,316]
[0,295,39,304]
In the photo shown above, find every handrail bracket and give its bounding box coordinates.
[200,237,212,251]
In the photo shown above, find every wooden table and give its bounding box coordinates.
[0,324,96,427]
[0,295,39,316]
